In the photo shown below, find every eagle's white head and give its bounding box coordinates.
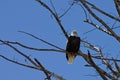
[71,30,78,37]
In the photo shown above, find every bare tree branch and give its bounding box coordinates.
[0,40,65,80]
[84,19,112,35]
[79,0,120,42]
[18,31,63,50]
[0,39,38,66]
[59,1,75,18]
[50,0,58,16]
[36,0,68,38]
[87,51,108,80]
[2,38,120,63]
[114,0,120,16]
[85,1,120,22]
[0,54,38,70]
[34,58,51,80]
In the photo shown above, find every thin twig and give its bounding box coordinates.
[83,28,96,34]
[111,26,120,29]
[77,3,88,19]
[114,0,120,16]
[59,2,74,18]
[50,0,57,16]
[18,31,63,50]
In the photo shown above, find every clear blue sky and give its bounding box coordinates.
[0,0,120,80]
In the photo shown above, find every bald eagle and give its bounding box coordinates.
[66,30,80,64]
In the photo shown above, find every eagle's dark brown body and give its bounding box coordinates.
[66,36,80,64]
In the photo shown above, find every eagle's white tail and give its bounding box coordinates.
[67,53,75,64]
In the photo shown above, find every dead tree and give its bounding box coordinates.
[0,0,120,80]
